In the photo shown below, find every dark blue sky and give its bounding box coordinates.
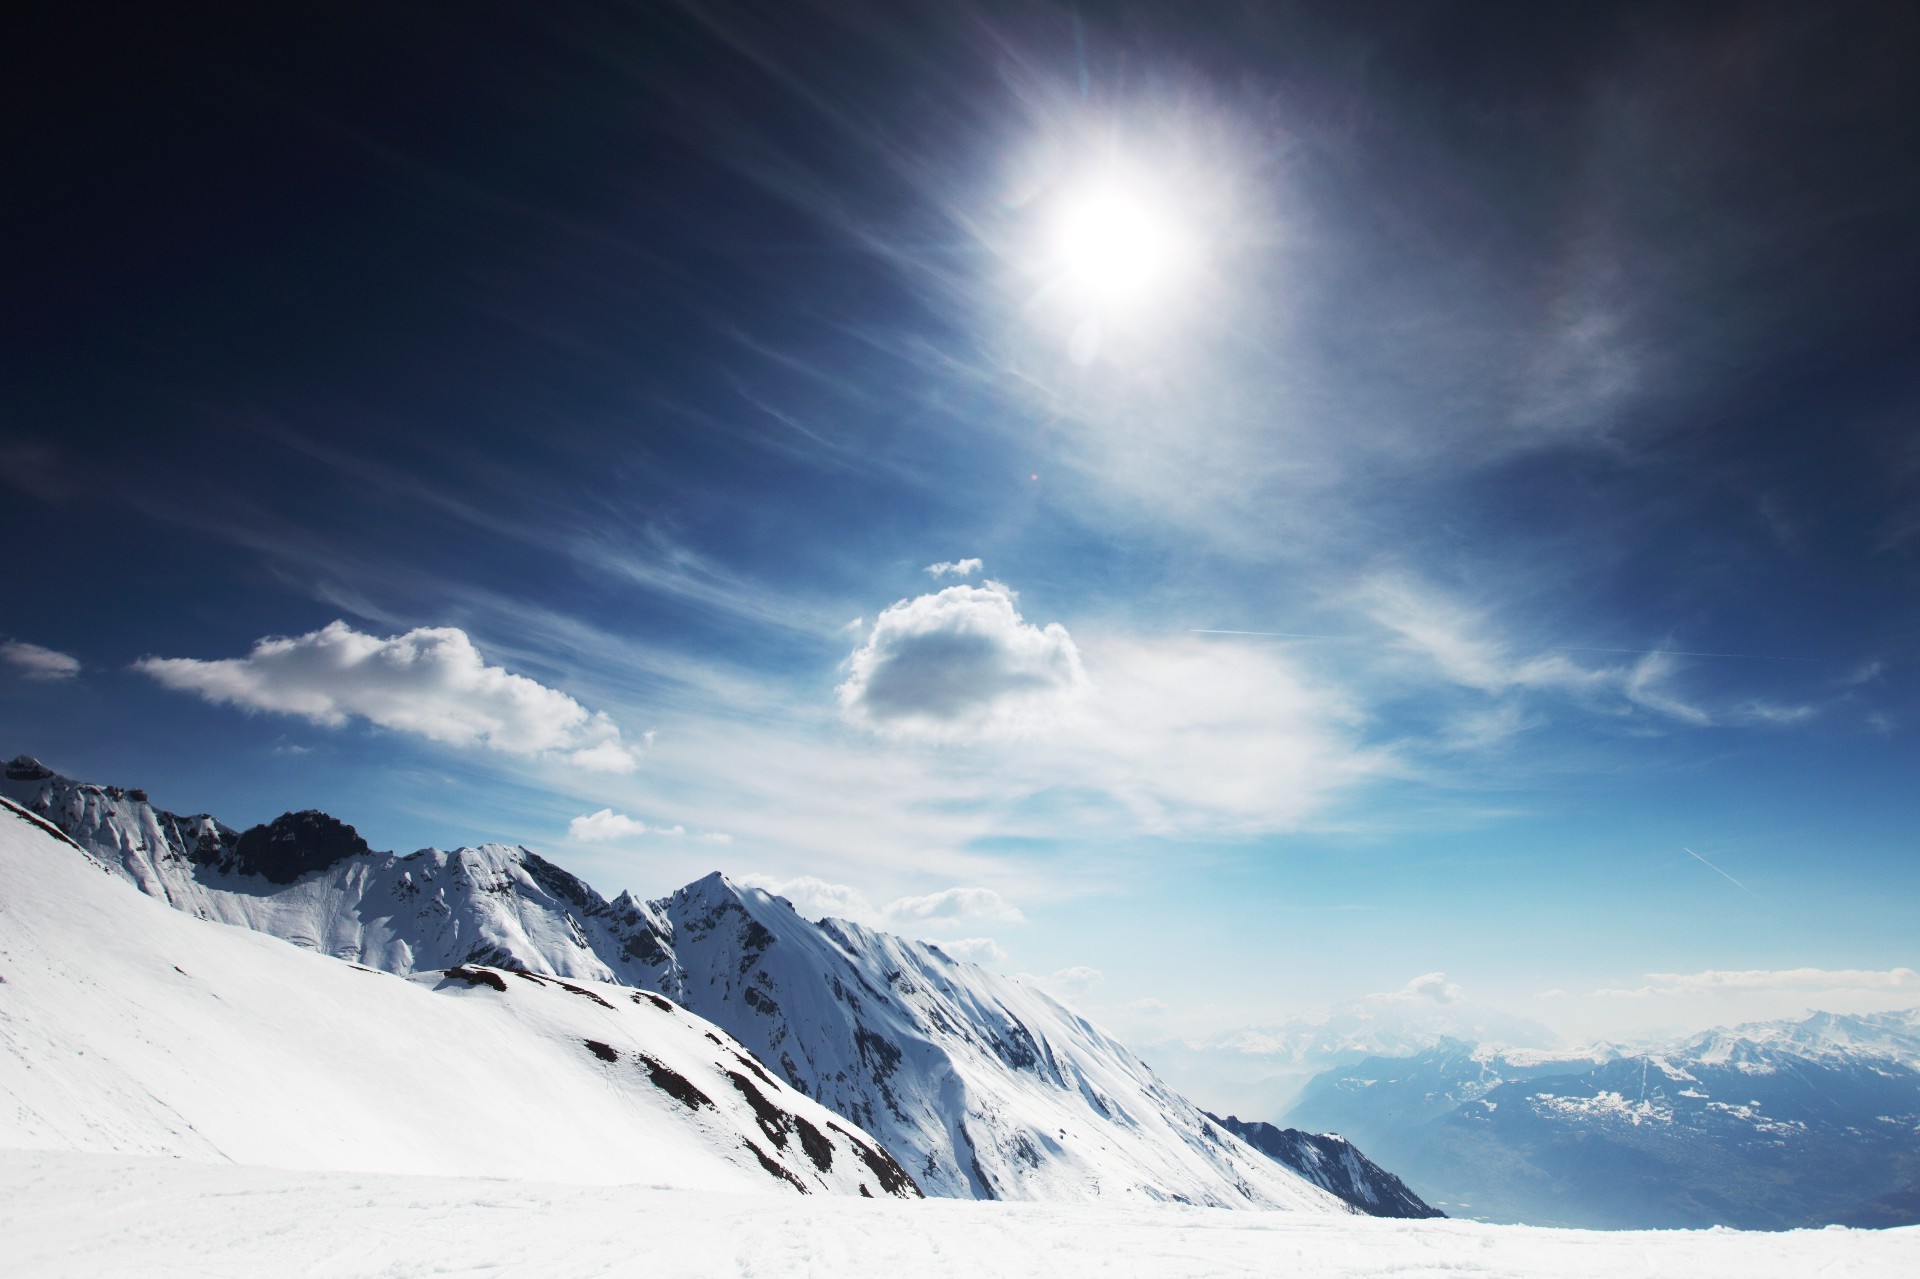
[5,0,1918,1044]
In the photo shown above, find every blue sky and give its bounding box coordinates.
[4,0,1918,1049]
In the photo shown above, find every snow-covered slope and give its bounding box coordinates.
[1206,1113,1443,1218]
[7,1151,1918,1279]
[622,874,1343,1209]
[0,797,917,1198]
[2,755,1349,1212]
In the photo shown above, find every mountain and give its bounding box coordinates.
[1135,989,1562,1121]
[1204,1113,1444,1218]
[0,796,917,1198]
[1286,1022,1920,1229]
[1,755,1349,1213]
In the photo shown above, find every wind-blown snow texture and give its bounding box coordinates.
[4,1150,1916,1279]
[0,796,916,1198]
[1,756,1344,1211]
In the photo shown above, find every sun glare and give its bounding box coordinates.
[1049,179,1193,312]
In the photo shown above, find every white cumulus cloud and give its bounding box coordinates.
[2,640,80,681]
[1381,972,1465,1004]
[136,620,643,772]
[883,885,1026,925]
[839,582,1089,739]
[739,874,881,924]
[924,557,984,578]
[568,809,683,840]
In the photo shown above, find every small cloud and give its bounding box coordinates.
[1048,965,1105,994]
[1381,972,1464,1004]
[137,621,644,771]
[568,809,682,841]
[2,640,80,681]
[928,937,1006,964]
[1126,996,1170,1015]
[924,558,984,578]
[839,581,1090,740]
[739,874,878,923]
[883,885,1026,925]
[696,831,734,844]
[1535,988,1571,1000]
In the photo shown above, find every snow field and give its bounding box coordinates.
[3,1149,1915,1279]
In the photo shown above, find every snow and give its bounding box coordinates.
[1,761,1351,1211]
[0,799,914,1198]
[3,1150,1915,1278]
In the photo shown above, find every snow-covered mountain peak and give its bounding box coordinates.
[2,755,1351,1214]
[0,797,917,1197]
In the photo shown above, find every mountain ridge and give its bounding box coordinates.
[0,754,1354,1214]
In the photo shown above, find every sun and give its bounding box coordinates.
[1047,177,1194,313]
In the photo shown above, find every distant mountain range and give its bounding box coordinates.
[1285,1017,1920,1229]
[1,754,1414,1216]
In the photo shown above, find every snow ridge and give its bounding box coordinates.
[0,797,917,1197]
[1,756,1346,1212]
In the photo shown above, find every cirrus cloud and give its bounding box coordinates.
[838,581,1089,739]
[136,620,644,771]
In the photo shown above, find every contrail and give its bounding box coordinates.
[1683,847,1758,897]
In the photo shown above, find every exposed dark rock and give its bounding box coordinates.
[795,1115,834,1172]
[554,979,615,1009]
[5,756,54,782]
[1208,1113,1443,1219]
[584,1039,619,1063]
[636,1054,713,1110]
[745,1140,808,1194]
[231,810,373,884]
[442,966,508,992]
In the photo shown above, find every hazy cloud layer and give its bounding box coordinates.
[137,621,644,771]
[1,640,80,681]
[839,582,1089,739]
[1594,967,1920,999]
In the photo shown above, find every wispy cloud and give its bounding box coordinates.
[1352,572,1810,734]
[137,621,645,772]
[924,557,983,578]
[1,640,80,681]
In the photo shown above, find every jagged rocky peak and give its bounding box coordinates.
[232,810,377,884]
[1206,1113,1444,1219]
[7,755,55,782]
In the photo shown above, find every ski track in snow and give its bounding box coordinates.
[3,1150,1915,1278]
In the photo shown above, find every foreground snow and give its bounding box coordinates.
[3,1151,1915,1279]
